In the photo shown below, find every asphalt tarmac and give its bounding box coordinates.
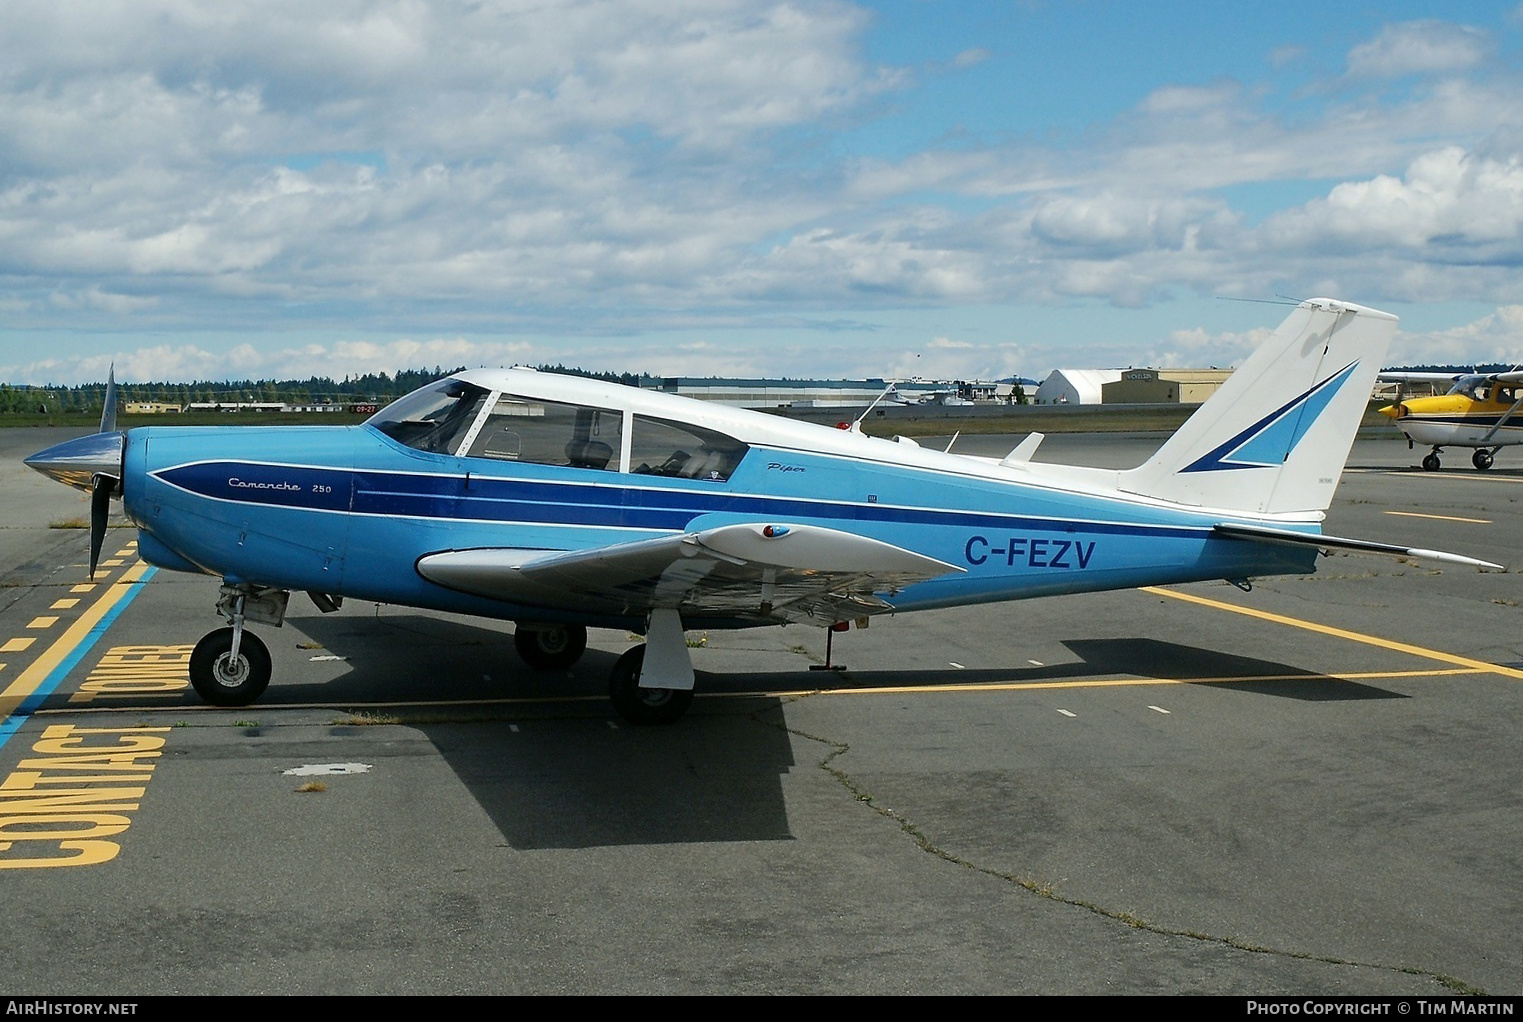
[1,425,1520,995]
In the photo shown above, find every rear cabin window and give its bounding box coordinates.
[462,395,621,471]
[629,416,748,481]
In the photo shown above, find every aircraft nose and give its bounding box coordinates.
[24,431,126,492]
[1377,403,1405,419]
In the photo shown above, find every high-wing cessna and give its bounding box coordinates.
[1377,370,1523,471]
[25,299,1499,723]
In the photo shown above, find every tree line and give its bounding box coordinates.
[0,364,648,414]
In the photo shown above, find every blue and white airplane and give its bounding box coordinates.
[25,298,1499,723]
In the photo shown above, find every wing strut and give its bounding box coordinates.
[1480,392,1523,443]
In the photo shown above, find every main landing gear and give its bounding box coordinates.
[607,644,694,725]
[1420,447,1498,471]
[185,587,697,725]
[513,610,696,725]
[512,622,588,671]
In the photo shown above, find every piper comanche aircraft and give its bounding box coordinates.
[1377,370,1523,471]
[26,298,1500,724]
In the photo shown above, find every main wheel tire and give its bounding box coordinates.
[608,645,693,725]
[1473,449,1494,471]
[1422,453,1441,471]
[514,623,588,671]
[189,627,271,707]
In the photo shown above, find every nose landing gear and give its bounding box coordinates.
[189,627,271,706]
[188,585,287,707]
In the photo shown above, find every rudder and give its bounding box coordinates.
[1117,298,1397,516]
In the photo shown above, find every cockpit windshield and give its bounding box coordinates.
[1449,375,1490,400]
[367,379,491,455]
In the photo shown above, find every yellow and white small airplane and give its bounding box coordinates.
[1378,370,1523,470]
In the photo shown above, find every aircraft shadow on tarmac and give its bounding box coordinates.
[1062,637,1407,701]
[283,613,1404,708]
[692,638,1407,703]
[235,617,1402,849]
[280,612,801,849]
[411,714,798,850]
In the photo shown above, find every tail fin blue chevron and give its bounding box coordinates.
[1118,298,1397,516]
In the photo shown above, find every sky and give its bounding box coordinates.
[1,0,1522,387]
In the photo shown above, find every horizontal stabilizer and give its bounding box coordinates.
[1213,523,1503,569]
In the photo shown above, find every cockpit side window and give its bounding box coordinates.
[461,395,621,471]
[368,379,491,455]
[1451,376,1489,401]
[629,416,748,481]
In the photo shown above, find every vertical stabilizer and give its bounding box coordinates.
[1118,299,1396,515]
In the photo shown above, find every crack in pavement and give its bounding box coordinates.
[762,699,1483,995]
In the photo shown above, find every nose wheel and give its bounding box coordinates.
[1422,451,1442,471]
[189,627,271,706]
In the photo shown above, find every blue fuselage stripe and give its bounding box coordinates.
[154,461,1207,539]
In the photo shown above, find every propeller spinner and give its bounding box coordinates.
[23,367,125,577]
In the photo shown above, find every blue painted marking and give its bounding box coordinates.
[1183,362,1358,472]
[155,461,1211,540]
[0,568,158,752]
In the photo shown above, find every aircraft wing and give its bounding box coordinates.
[1378,370,1523,385]
[417,522,965,626]
[1377,372,1465,383]
[1214,523,1503,569]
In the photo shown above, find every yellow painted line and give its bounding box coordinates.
[27,617,59,629]
[1384,510,1491,524]
[1,639,35,654]
[70,584,95,594]
[0,561,153,721]
[801,668,1481,698]
[1142,586,1523,681]
[50,599,80,610]
[29,667,1486,719]
[99,559,123,567]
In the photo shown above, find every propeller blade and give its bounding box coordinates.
[89,473,113,578]
[99,365,117,434]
